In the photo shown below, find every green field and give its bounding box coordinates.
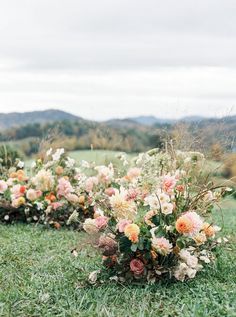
[24,150,134,169]
[69,149,133,165]
[0,198,235,317]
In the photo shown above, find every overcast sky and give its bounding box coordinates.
[0,0,236,120]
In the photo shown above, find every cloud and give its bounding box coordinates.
[0,67,235,119]
[0,0,236,118]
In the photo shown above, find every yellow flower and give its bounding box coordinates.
[12,197,26,208]
[109,188,137,221]
[17,197,25,205]
[124,224,140,243]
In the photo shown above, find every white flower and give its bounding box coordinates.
[17,161,24,168]
[161,202,174,215]
[174,262,188,282]
[31,169,54,192]
[95,164,114,182]
[158,192,170,204]
[52,148,64,161]
[193,232,207,245]
[94,207,104,217]
[150,226,158,238]
[36,202,44,210]
[165,225,173,232]
[144,194,160,210]
[83,218,99,234]
[0,180,8,193]
[31,161,37,169]
[65,157,75,168]
[174,260,199,281]
[109,187,137,220]
[4,215,10,221]
[151,237,172,255]
[186,267,197,279]
[117,153,129,166]
[67,210,79,225]
[199,255,211,264]
[81,160,90,168]
[179,249,198,268]
[46,148,53,156]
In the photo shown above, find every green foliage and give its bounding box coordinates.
[0,144,22,169]
[0,120,164,155]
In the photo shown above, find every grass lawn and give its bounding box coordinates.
[0,198,236,317]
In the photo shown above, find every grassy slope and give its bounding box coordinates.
[0,198,236,317]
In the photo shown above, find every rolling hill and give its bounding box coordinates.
[0,109,82,130]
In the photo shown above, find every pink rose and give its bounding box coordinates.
[26,189,42,201]
[0,180,8,193]
[105,187,115,197]
[57,178,73,198]
[130,259,145,275]
[117,219,132,233]
[94,216,108,230]
[163,176,177,193]
[126,188,139,200]
[85,177,99,192]
[11,184,25,200]
[127,167,141,180]
[51,202,64,210]
[176,185,184,192]
[66,193,79,204]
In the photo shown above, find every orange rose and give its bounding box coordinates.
[124,223,140,243]
[54,222,61,230]
[78,195,85,205]
[45,193,56,202]
[202,223,215,237]
[176,217,194,234]
[9,172,17,178]
[55,166,64,175]
[17,170,27,181]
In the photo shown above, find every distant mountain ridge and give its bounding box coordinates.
[0,109,81,130]
[126,115,208,126]
[0,109,235,130]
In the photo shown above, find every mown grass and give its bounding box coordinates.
[0,198,236,317]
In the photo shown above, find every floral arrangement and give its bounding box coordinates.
[0,148,95,228]
[83,149,230,283]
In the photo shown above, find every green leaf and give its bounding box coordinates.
[176,239,185,249]
[137,238,144,251]
[131,244,138,252]
[119,236,132,253]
